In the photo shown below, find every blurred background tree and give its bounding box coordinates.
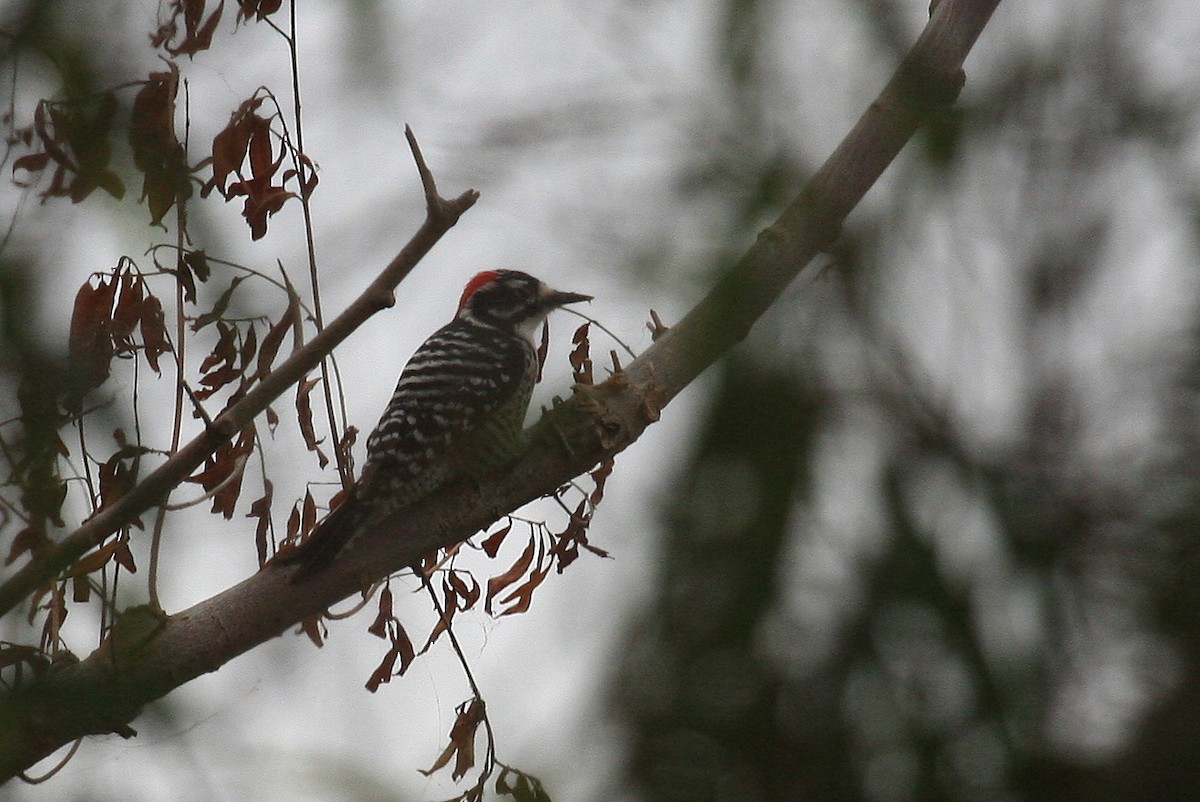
[1,1,1197,801]
[611,2,1200,801]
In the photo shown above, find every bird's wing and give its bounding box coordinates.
[357,322,533,498]
[279,323,533,580]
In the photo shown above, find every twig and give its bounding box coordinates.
[280,2,351,489]
[180,382,216,434]
[16,738,81,784]
[161,456,248,512]
[562,307,638,360]
[419,570,499,777]
[406,124,444,218]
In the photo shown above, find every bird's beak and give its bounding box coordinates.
[542,287,593,308]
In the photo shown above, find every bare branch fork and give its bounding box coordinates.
[0,0,1001,782]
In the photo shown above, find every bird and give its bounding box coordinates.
[275,269,591,579]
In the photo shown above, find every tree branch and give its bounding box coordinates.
[0,0,1001,782]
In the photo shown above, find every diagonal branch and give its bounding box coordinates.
[0,0,1001,782]
[0,128,479,619]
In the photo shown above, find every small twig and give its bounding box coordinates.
[563,307,638,359]
[180,382,216,434]
[551,481,592,519]
[150,180,192,612]
[419,571,499,776]
[405,125,441,216]
[424,548,460,578]
[277,261,307,347]
[144,245,319,319]
[646,308,669,341]
[322,584,381,620]
[16,738,81,784]
[161,455,248,511]
[281,1,351,489]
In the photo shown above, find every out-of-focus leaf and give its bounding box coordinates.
[129,64,193,225]
[153,0,225,57]
[66,272,119,410]
[236,0,283,23]
[192,276,246,331]
[496,766,553,802]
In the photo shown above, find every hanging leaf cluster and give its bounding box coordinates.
[11,94,125,203]
[151,0,225,57]
[66,262,171,413]
[129,64,192,226]
[201,93,318,240]
[420,697,555,801]
[9,0,311,239]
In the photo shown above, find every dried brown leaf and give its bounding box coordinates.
[247,480,273,565]
[590,458,614,506]
[65,539,121,578]
[497,563,551,617]
[285,501,301,541]
[447,570,480,611]
[367,620,417,691]
[569,323,593,385]
[67,273,118,407]
[421,584,458,654]
[238,322,258,373]
[485,537,535,614]
[192,276,246,331]
[420,698,485,781]
[367,585,394,639]
[299,615,325,648]
[296,376,329,467]
[129,64,191,224]
[112,539,137,573]
[366,645,399,693]
[255,294,298,379]
[97,449,138,512]
[137,290,171,373]
[301,488,317,534]
[71,573,90,603]
[480,522,511,558]
[236,0,284,23]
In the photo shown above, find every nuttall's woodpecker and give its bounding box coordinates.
[278,270,592,578]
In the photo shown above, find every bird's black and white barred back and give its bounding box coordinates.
[277,270,591,578]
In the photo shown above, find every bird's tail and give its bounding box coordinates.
[271,496,366,582]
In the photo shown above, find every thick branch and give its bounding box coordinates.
[0,129,478,619]
[0,0,1001,782]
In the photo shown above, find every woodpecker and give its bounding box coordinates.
[278,270,591,578]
